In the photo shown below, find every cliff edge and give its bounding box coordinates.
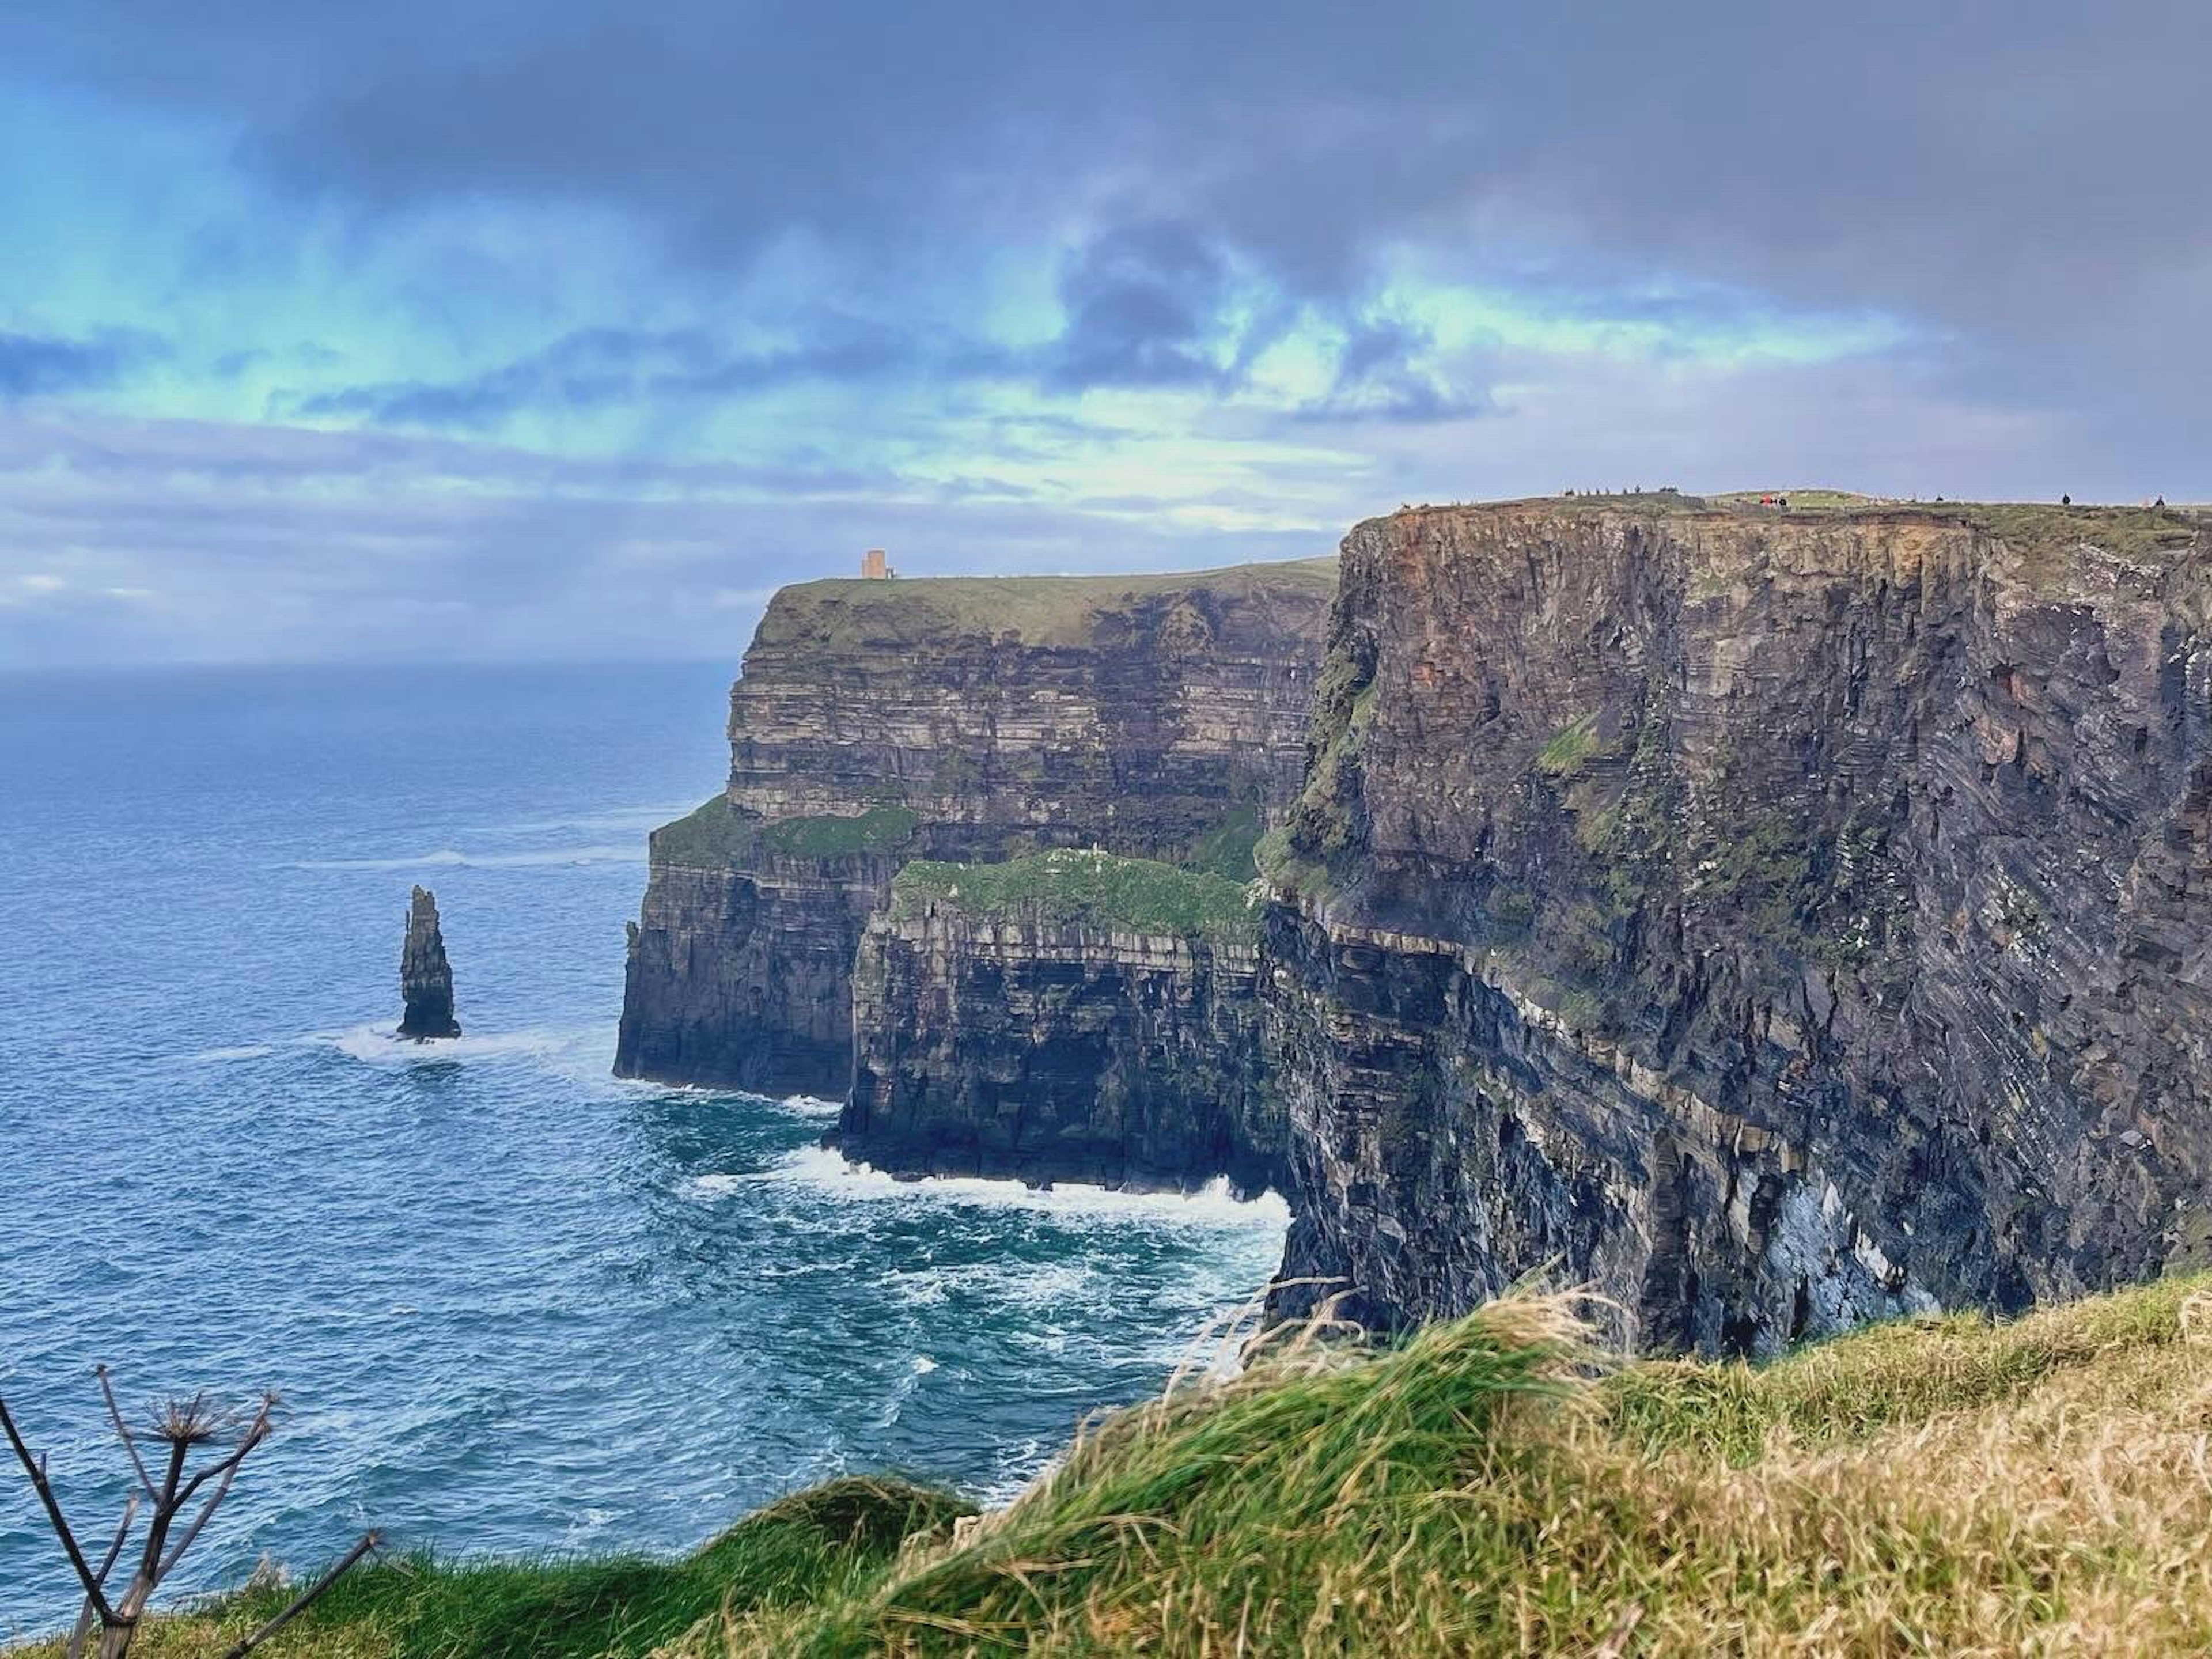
[1265,494,2210,1353]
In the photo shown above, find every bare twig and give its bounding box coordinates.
[94,1368,156,1500]
[0,1396,122,1627]
[158,1459,238,1579]
[66,1495,141,1659]
[138,1438,191,1585]
[219,1532,382,1659]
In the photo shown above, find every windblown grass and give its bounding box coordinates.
[711,1276,2212,1656]
[21,1279,2212,1657]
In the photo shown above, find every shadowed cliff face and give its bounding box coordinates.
[843,900,1278,1196]
[616,560,1335,1097]
[1266,498,2212,1355]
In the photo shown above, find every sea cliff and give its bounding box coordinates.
[1263,495,2211,1353]
[839,850,1278,1195]
[615,559,1334,1101]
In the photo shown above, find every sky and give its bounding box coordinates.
[3,1,2208,666]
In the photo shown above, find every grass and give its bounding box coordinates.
[5,1480,968,1659]
[646,799,920,867]
[888,848,1260,941]
[647,795,759,868]
[1185,804,1264,882]
[707,1274,2212,1655]
[22,1277,2212,1657]
[1534,711,1606,778]
[756,558,1339,651]
[759,805,920,858]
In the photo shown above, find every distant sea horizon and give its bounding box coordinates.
[0,660,1286,1635]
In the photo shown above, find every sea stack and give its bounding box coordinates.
[397,885,460,1039]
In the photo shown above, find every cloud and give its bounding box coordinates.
[1044,222,1243,391]
[1294,319,1493,424]
[0,328,159,399]
[0,3,2206,665]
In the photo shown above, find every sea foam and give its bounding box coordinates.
[756,1146,1292,1229]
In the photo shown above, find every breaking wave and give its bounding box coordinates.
[755,1146,1291,1229]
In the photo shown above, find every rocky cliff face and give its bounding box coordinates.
[615,559,1335,1095]
[398,884,460,1039]
[839,851,1278,1194]
[1266,497,2211,1354]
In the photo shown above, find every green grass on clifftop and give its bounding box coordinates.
[22,1276,2212,1657]
[889,848,1261,941]
[755,558,1339,650]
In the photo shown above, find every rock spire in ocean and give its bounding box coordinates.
[398,884,460,1040]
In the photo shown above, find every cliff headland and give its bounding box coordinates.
[619,493,2209,1357]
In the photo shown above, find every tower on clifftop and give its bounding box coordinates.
[861,548,895,579]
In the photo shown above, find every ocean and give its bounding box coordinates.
[0,662,1287,1635]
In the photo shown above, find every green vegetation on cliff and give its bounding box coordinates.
[647,795,759,866]
[755,557,1338,651]
[647,797,919,868]
[889,848,1260,941]
[759,805,919,858]
[51,1275,2212,1657]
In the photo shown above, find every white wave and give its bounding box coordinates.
[911,1354,938,1374]
[185,1044,275,1064]
[316,1022,582,1065]
[291,843,640,872]
[755,1146,1291,1229]
[677,1172,747,1202]
[893,1259,1101,1312]
[774,1093,844,1119]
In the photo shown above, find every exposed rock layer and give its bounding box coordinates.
[842,895,1277,1195]
[398,884,460,1040]
[615,560,1335,1097]
[1266,497,2212,1354]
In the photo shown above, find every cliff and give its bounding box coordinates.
[1265,495,2211,1354]
[615,559,1335,1095]
[398,884,460,1039]
[838,850,1278,1194]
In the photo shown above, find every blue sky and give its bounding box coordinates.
[3,2,2206,665]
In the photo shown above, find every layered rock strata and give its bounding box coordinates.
[398,884,460,1040]
[616,559,1335,1097]
[1265,496,2211,1355]
[839,851,1279,1194]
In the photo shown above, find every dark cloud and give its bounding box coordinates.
[1044,222,1238,391]
[1296,319,1493,425]
[0,329,158,399]
[12,6,2209,422]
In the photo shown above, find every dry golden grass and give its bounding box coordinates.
[699,1278,2212,1657]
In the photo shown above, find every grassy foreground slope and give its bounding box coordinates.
[21,1276,2212,1657]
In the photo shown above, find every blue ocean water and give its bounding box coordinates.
[0,662,1287,1635]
